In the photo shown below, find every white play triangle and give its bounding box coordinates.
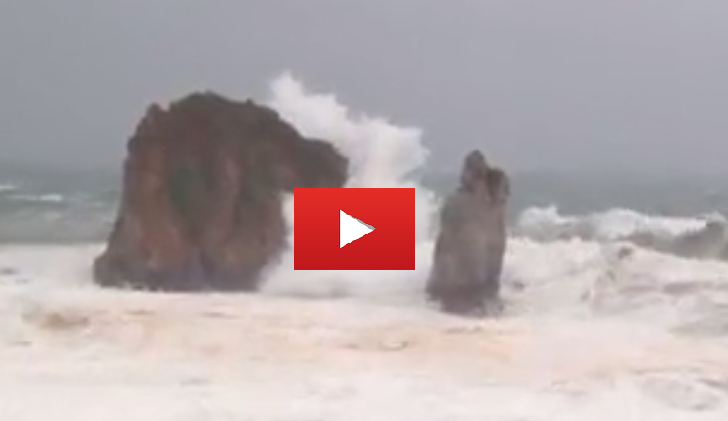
[340,210,375,248]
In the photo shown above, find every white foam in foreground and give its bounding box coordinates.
[1,74,728,420]
[2,237,728,420]
[1,259,728,421]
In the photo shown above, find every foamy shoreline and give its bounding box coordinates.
[1,290,728,420]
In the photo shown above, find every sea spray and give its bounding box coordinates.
[261,73,439,301]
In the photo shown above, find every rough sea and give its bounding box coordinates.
[2,74,728,420]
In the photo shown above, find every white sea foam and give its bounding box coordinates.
[515,205,728,260]
[515,205,723,241]
[0,183,17,193]
[261,73,439,301]
[8,193,65,203]
[0,74,728,420]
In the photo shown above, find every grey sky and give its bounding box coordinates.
[1,1,727,174]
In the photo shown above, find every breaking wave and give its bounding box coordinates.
[515,205,728,260]
[260,73,440,301]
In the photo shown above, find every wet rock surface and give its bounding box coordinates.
[426,150,510,315]
[94,92,347,291]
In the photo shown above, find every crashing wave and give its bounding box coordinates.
[513,205,728,261]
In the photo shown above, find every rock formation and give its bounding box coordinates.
[93,92,347,291]
[426,150,510,316]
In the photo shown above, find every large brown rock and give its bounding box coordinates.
[426,150,510,316]
[94,92,347,291]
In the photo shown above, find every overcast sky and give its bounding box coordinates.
[1,1,727,174]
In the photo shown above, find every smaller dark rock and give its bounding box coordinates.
[426,150,510,316]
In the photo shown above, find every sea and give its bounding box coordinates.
[2,74,728,420]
